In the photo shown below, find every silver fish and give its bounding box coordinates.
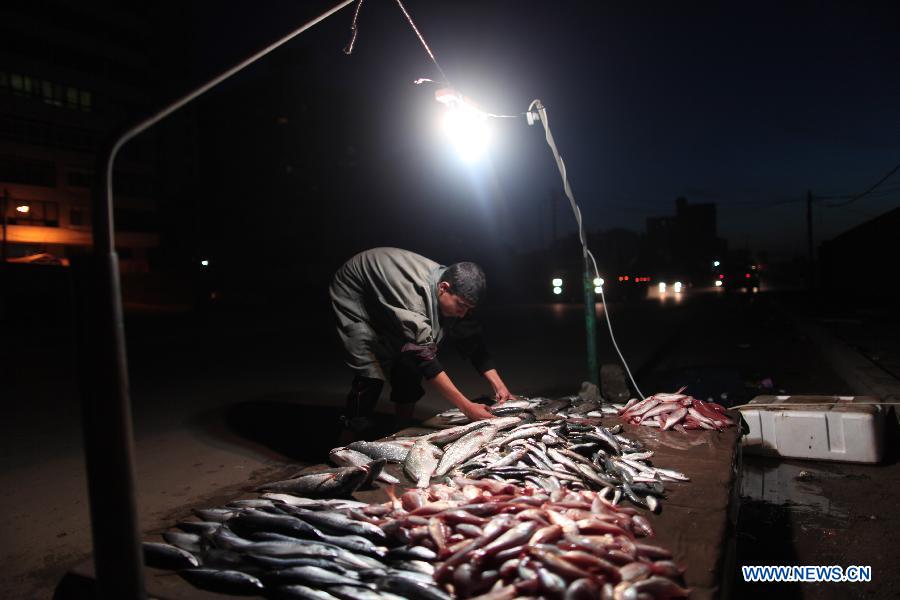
[494,425,549,447]
[258,466,369,497]
[227,511,324,539]
[226,498,276,509]
[421,420,493,445]
[269,565,374,588]
[142,541,200,570]
[290,509,387,543]
[435,425,499,477]
[176,520,220,535]
[347,441,411,463]
[653,467,690,481]
[178,569,264,595]
[330,447,400,485]
[547,447,586,475]
[261,494,369,510]
[403,439,444,488]
[162,531,203,554]
[193,508,237,523]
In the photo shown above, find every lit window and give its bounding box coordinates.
[79,90,91,111]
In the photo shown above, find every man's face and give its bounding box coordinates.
[438,281,476,318]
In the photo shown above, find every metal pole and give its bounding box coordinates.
[806,189,814,290]
[2,188,8,262]
[78,2,356,597]
[582,253,599,384]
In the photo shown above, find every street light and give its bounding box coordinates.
[435,88,490,163]
[81,2,356,597]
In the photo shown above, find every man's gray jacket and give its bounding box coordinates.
[330,247,493,381]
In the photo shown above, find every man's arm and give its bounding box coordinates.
[482,368,512,403]
[428,372,495,421]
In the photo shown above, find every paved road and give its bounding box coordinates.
[1,289,895,598]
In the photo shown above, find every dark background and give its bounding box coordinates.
[110,0,900,307]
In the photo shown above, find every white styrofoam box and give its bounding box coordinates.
[739,395,885,463]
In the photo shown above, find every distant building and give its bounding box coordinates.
[0,3,163,271]
[820,205,900,299]
[645,196,726,279]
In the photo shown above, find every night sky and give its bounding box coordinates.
[155,1,900,267]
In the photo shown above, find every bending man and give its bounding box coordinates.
[330,247,512,435]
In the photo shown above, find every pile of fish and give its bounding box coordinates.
[378,478,690,599]
[139,392,696,598]
[143,475,688,599]
[434,394,611,425]
[388,418,689,512]
[619,391,735,431]
[143,488,448,599]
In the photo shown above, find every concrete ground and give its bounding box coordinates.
[1,288,897,599]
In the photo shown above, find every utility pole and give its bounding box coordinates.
[2,188,8,262]
[806,190,814,290]
[582,254,599,385]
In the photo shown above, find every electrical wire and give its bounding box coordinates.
[394,0,450,84]
[820,159,900,207]
[342,0,365,55]
[528,99,645,401]
[485,111,526,119]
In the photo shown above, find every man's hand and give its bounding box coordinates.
[492,383,512,405]
[428,372,497,422]
[483,369,512,405]
[461,401,496,421]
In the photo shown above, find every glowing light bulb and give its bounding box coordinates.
[442,109,490,163]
